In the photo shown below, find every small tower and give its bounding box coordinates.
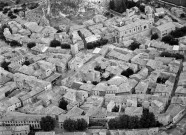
[71,43,79,56]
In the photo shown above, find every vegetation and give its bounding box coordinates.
[109,0,127,13]
[63,118,88,131]
[50,39,61,47]
[151,33,159,40]
[161,26,186,45]
[10,40,22,47]
[160,52,184,60]
[0,2,8,11]
[121,68,134,78]
[87,38,108,49]
[108,108,162,129]
[128,42,140,51]
[1,61,10,71]
[161,35,179,45]
[61,43,71,49]
[27,42,36,49]
[59,98,68,110]
[40,116,55,131]
[23,61,31,66]
[15,0,21,4]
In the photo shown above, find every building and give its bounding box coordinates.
[0,112,49,130]
[113,19,154,43]
[0,125,30,135]
[152,22,175,38]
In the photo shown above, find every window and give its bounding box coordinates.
[144,26,147,29]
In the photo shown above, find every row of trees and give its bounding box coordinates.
[160,52,184,60]
[50,39,71,49]
[108,108,162,129]
[161,26,186,45]
[161,35,179,45]
[86,38,108,49]
[63,118,88,131]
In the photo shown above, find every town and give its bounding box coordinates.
[0,0,186,135]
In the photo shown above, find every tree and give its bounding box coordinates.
[61,43,70,49]
[28,131,35,135]
[0,2,8,11]
[63,119,77,131]
[128,42,140,50]
[10,40,22,47]
[10,15,17,19]
[100,38,108,45]
[50,39,61,47]
[118,114,129,129]
[151,33,159,40]
[40,116,55,131]
[1,61,10,71]
[170,29,184,38]
[59,98,68,110]
[109,0,115,10]
[23,61,30,66]
[27,42,36,49]
[128,116,139,129]
[108,118,119,129]
[76,119,88,131]
[161,35,178,45]
[180,13,185,18]
[112,105,119,112]
[15,0,21,4]
[121,68,134,78]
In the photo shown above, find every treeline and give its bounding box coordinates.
[86,38,108,49]
[108,108,162,129]
[162,26,186,45]
[109,0,145,13]
[160,52,184,60]
[63,118,88,131]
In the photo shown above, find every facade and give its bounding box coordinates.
[113,19,154,43]
[0,125,30,135]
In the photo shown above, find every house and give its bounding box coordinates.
[31,44,48,55]
[171,96,186,105]
[152,22,175,38]
[40,26,57,38]
[165,104,186,123]
[79,83,95,95]
[0,67,13,85]
[135,80,149,94]
[3,97,22,112]
[175,86,186,97]
[157,113,172,126]
[153,84,173,97]
[125,107,143,117]
[92,83,107,96]
[44,72,61,86]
